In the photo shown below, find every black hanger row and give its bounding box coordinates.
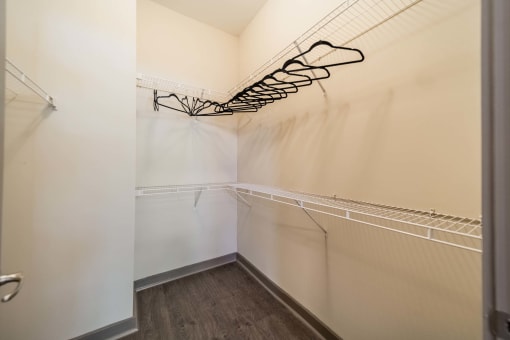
[153,40,364,116]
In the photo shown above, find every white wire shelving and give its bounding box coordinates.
[229,0,425,96]
[231,183,482,253]
[136,73,229,103]
[135,182,482,253]
[136,183,235,208]
[138,0,475,109]
[136,182,234,197]
[5,58,56,109]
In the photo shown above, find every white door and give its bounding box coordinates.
[0,0,24,303]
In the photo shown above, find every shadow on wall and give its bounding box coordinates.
[237,195,481,340]
[5,100,53,164]
[236,86,394,194]
[136,88,238,186]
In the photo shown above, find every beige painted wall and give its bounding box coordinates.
[237,0,481,339]
[137,0,238,92]
[135,0,238,280]
[0,0,136,339]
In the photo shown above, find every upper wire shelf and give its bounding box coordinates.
[151,40,365,116]
[230,0,423,96]
[5,58,56,109]
[140,0,474,117]
[136,73,229,103]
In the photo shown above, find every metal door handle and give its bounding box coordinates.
[0,272,24,302]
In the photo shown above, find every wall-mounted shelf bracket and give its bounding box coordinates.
[194,189,203,208]
[151,40,364,116]
[293,42,327,97]
[232,190,252,208]
[5,59,56,109]
[296,199,328,236]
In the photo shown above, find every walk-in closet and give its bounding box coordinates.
[1,0,509,339]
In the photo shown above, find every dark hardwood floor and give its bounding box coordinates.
[123,263,320,340]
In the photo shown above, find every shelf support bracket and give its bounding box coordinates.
[231,190,252,208]
[294,42,327,97]
[194,189,202,208]
[295,200,327,236]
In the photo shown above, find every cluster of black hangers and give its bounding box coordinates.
[153,40,365,116]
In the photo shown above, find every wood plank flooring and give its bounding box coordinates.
[123,263,320,340]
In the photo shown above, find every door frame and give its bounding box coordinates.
[0,0,5,271]
[482,0,510,339]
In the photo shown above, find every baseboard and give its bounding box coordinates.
[236,253,342,340]
[70,294,138,340]
[72,252,338,340]
[134,252,238,291]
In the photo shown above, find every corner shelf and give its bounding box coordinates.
[136,73,229,104]
[136,183,234,197]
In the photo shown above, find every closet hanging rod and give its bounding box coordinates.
[5,59,56,109]
[152,40,364,116]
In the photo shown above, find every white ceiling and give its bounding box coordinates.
[151,0,268,36]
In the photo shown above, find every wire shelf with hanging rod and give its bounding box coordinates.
[139,0,473,117]
[147,40,364,116]
[136,73,229,103]
[230,0,424,96]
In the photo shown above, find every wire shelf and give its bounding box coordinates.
[230,0,425,95]
[135,182,482,253]
[136,182,234,197]
[231,183,482,253]
[136,73,229,103]
[5,58,56,109]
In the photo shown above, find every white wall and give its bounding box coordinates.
[237,0,481,339]
[135,0,238,280]
[0,1,136,339]
[135,190,237,280]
